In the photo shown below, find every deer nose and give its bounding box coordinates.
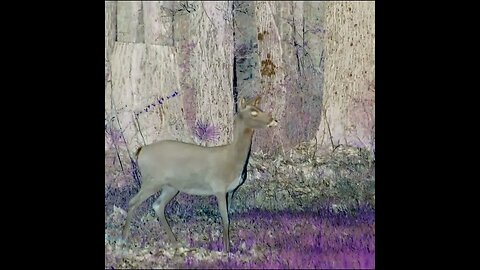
[267,118,278,127]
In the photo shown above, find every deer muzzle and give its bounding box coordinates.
[267,119,278,127]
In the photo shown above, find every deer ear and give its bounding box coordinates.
[253,96,262,107]
[238,97,247,110]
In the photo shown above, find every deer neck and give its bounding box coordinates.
[229,115,254,164]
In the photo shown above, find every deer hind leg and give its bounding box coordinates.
[152,185,179,243]
[121,185,159,242]
[216,192,230,253]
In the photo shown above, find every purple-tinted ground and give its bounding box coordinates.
[105,205,374,269]
[105,144,375,268]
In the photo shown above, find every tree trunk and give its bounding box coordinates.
[105,0,375,161]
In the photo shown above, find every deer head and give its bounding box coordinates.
[236,96,278,128]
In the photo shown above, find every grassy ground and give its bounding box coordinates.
[105,144,375,268]
[105,206,374,269]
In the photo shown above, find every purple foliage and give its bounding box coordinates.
[105,127,125,148]
[309,26,326,36]
[135,91,179,117]
[106,204,374,269]
[194,120,220,143]
[185,208,375,269]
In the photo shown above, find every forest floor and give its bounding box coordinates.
[105,144,375,269]
[105,206,374,269]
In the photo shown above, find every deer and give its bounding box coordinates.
[121,96,278,253]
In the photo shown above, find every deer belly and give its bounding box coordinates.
[227,175,243,193]
[172,176,214,196]
[182,187,213,196]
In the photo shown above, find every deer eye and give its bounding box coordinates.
[251,111,258,117]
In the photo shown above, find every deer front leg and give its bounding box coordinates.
[216,192,230,253]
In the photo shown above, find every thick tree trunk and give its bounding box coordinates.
[105,0,375,160]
